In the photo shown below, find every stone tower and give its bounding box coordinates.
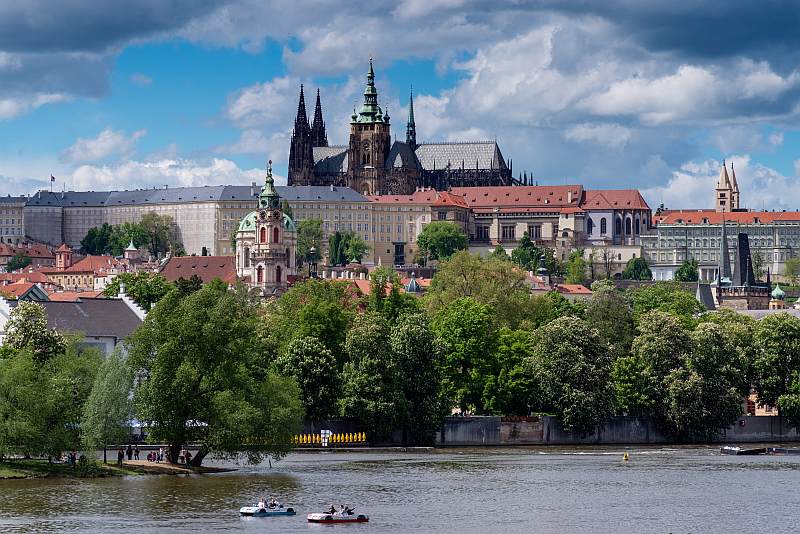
[288,85,314,186]
[311,88,328,148]
[346,59,392,196]
[251,161,293,292]
[715,160,739,212]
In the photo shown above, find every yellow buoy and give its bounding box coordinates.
[623,452,630,462]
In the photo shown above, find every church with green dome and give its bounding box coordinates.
[235,161,297,294]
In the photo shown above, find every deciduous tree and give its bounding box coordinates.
[276,336,339,423]
[81,348,132,463]
[416,221,467,262]
[674,260,699,282]
[128,282,302,466]
[103,271,174,311]
[621,257,652,281]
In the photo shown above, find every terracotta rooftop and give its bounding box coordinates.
[0,282,38,299]
[556,284,593,295]
[451,185,583,209]
[0,272,54,284]
[47,290,104,302]
[159,256,238,285]
[581,190,650,210]
[368,189,469,209]
[654,210,800,225]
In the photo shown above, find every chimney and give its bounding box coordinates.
[568,191,573,203]
[251,181,257,196]
[330,184,335,192]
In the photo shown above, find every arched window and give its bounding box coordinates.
[259,227,267,243]
[276,265,282,283]
[587,218,594,235]
[625,218,632,235]
[600,218,607,234]
[635,219,640,234]
[243,246,250,268]
[256,266,264,284]
[273,227,279,243]
[615,217,622,235]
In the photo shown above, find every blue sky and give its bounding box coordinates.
[2,1,800,210]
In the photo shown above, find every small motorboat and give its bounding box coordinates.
[307,511,369,523]
[239,504,296,517]
[720,446,767,456]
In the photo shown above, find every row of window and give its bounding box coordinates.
[587,217,641,236]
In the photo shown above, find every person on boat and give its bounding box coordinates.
[258,496,266,510]
[343,506,354,516]
[268,498,279,509]
[328,504,337,515]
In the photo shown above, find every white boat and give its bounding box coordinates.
[307,511,369,523]
[239,504,296,517]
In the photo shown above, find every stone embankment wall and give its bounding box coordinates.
[436,415,800,446]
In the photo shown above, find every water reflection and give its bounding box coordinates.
[1,447,800,533]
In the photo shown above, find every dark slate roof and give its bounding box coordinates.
[313,146,348,174]
[277,185,368,202]
[26,191,111,207]
[386,141,420,170]
[39,299,142,339]
[0,195,27,204]
[25,184,367,207]
[414,141,507,171]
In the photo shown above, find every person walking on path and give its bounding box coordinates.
[117,448,124,466]
[134,446,140,461]
[126,444,133,461]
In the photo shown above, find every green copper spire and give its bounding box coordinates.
[356,57,382,123]
[406,87,417,149]
[259,159,280,209]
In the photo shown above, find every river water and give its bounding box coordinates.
[1,446,799,533]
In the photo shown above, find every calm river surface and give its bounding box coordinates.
[1,446,799,533]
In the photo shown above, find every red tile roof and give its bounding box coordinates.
[581,190,650,210]
[159,256,238,285]
[451,185,583,209]
[557,284,592,295]
[40,255,123,274]
[46,290,104,302]
[0,271,54,284]
[368,189,470,209]
[0,282,38,298]
[0,243,54,259]
[654,210,800,225]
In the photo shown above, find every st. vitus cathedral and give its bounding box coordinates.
[288,59,517,195]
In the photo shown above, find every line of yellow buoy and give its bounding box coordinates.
[293,432,367,445]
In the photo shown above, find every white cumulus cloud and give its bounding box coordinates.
[61,128,147,163]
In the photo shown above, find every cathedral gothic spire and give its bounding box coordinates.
[311,88,328,147]
[288,84,314,186]
[406,87,417,150]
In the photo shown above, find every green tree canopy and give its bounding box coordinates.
[527,316,614,435]
[339,313,403,441]
[3,301,65,364]
[6,252,32,272]
[297,219,324,268]
[367,267,420,320]
[276,336,339,423]
[489,245,510,261]
[564,250,588,285]
[629,282,703,327]
[328,230,369,266]
[81,348,132,463]
[784,258,800,286]
[425,251,533,328]
[389,312,444,445]
[482,328,536,416]
[431,298,497,413]
[585,280,633,359]
[622,257,652,281]
[674,260,699,282]
[0,338,100,459]
[140,212,183,257]
[416,221,468,262]
[103,271,174,311]
[753,313,800,411]
[128,282,303,466]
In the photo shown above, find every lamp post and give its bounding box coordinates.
[309,246,318,278]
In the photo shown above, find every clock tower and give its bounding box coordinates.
[346,58,391,195]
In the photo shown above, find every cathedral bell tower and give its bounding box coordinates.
[346,58,391,196]
[288,85,314,186]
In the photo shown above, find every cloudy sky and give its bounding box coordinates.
[2,0,800,210]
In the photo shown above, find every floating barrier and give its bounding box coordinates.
[292,431,368,447]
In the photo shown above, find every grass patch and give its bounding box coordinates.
[0,459,140,479]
